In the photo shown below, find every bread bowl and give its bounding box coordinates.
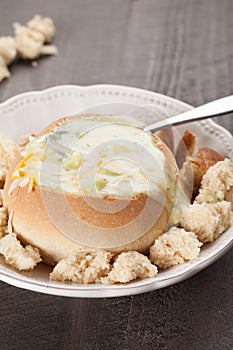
[3,114,189,265]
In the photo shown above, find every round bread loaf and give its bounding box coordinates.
[3,114,189,265]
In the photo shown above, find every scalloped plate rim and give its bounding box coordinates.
[0,84,232,298]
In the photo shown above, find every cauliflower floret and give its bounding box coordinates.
[0,133,20,188]
[0,37,17,82]
[101,251,157,284]
[0,232,41,270]
[27,15,55,43]
[195,159,233,206]
[149,227,202,269]
[181,201,232,243]
[50,250,112,284]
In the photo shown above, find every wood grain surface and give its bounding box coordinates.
[0,0,232,349]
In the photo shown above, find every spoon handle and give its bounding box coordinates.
[144,95,233,133]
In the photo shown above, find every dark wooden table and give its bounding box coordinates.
[0,1,232,349]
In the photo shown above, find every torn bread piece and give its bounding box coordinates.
[14,15,57,60]
[156,128,174,153]
[101,251,157,284]
[0,189,4,207]
[0,36,17,65]
[0,232,41,270]
[0,134,19,188]
[0,192,8,238]
[50,250,112,284]
[27,15,55,43]
[0,15,57,83]
[14,22,57,60]
[176,130,197,169]
[0,36,17,82]
[195,159,233,206]
[181,201,232,243]
[0,207,8,227]
[149,227,202,269]
[181,148,225,200]
[0,206,8,238]
[0,57,10,82]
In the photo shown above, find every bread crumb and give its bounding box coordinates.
[149,227,202,269]
[0,133,19,188]
[14,15,57,60]
[101,251,157,284]
[0,15,56,83]
[0,232,41,270]
[40,45,57,56]
[0,37,17,82]
[0,58,10,82]
[195,159,233,206]
[31,60,38,68]
[14,23,45,59]
[0,36,17,65]
[181,201,232,243]
[27,15,55,43]
[50,250,112,284]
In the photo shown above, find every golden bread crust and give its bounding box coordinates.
[4,172,168,265]
[155,128,174,153]
[183,147,224,200]
[176,130,197,169]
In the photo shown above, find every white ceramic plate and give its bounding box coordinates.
[0,84,232,298]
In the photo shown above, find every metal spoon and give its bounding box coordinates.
[145,95,233,132]
[46,131,73,157]
[47,95,233,156]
